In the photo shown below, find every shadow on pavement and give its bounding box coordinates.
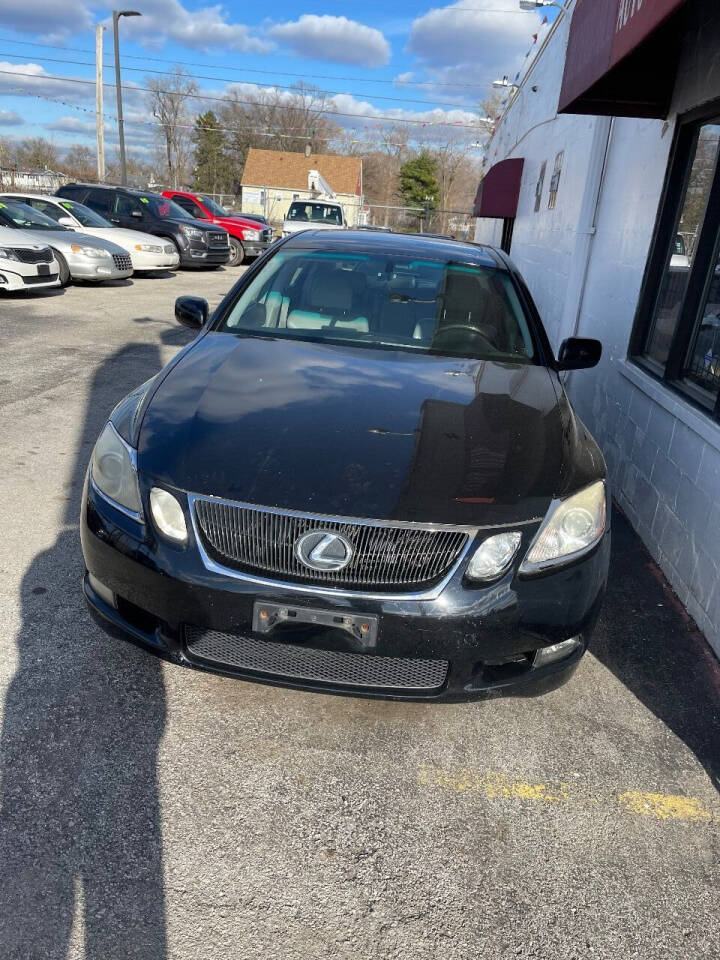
[593,507,720,791]
[0,342,170,958]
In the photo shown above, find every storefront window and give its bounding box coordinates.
[632,110,720,416]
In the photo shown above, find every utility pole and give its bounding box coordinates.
[113,10,141,186]
[95,25,105,181]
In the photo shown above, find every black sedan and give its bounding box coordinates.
[81,230,610,700]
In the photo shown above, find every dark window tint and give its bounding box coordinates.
[86,189,113,215]
[114,194,145,217]
[172,195,207,218]
[632,109,720,417]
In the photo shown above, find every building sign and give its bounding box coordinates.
[613,0,685,62]
[242,187,263,205]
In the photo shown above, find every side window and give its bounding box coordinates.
[87,189,112,215]
[28,199,64,222]
[114,194,143,217]
[174,196,205,218]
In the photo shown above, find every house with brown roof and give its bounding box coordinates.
[240,149,363,226]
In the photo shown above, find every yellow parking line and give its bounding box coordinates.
[418,764,719,824]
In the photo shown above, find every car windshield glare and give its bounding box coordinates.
[287,203,342,225]
[58,200,110,228]
[0,199,66,231]
[219,248,536,362]
[200,196,227,216]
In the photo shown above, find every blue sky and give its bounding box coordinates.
[0,0,551,158]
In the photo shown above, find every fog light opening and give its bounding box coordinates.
[533,636,582,668]
[88,573,115,608]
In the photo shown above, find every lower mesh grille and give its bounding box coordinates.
[112,253,133,271]
[13,247,53,264]
[185,627,449,692]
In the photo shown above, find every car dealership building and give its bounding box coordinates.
[474,0,720,656]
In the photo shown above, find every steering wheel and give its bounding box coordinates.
[431,323,498,351]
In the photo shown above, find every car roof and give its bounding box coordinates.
[283,229,505,268]
[61,183,163,198]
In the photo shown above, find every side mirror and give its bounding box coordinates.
[175,296,209,330]
[131,210,144,218]
[557,337,602,371]
[57,216,76,227]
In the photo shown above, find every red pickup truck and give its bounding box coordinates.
[162,190,273,266]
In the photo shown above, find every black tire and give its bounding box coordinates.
[228,237,245,267]
[53,249,70,287]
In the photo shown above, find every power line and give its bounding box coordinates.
[0,50,484,110]
[0,67,488,128]
[0,36,496,90]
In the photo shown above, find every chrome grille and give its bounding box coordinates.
[261,228,273,242]
[112,253,133,271]
[192,497,471,590]
[209,232,228,245]
[164,244,176,255]
[185,627,449,692]
[12,247,53,264]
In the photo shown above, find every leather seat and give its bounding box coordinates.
[287,270,369,332]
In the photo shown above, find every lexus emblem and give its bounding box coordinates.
[295,530,353,572]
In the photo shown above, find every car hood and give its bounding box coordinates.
[79,227,173,249]
[0,226,50,248]
[138,333,596,526]
[214,215,264,230]
[14,228,128,255]
[283,221,345,233]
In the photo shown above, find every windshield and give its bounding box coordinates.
[57,199,111,228]
[219,248,535,362]
[287,202,343,226]
[199,195,227,216]
[141,195,192,220]
[0,199,68,231]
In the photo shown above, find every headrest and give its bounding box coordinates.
[308,271,353,311]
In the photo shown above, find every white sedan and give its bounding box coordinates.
[2,193,180,274]
[0,224,60,292]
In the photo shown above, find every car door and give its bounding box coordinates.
[112,193,148,231]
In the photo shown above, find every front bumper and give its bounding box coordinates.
[81,479,609,701]
[130,250,180,272]
[0,264,59,291]
[67,257,133,281]
[241,239,272,257]
[178,241,230,267]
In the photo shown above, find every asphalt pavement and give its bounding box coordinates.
[0,267,719,960]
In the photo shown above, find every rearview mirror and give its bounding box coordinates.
[557,337,602,371]
[175,296,209,330]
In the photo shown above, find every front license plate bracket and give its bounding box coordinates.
[252,601,378,649]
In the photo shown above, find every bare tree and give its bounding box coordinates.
[146,66,198,189]
[15,137,60,170]
[220,83,341,190]
[62,145,97,182]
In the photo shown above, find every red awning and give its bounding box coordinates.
[559,0,687,118]
[473,158,524,219]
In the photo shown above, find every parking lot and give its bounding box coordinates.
[1,269,719,959]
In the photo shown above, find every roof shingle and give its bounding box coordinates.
[241,149,362,196]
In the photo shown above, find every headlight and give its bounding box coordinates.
[520,481,606,574]
[179,225,205,241]
[466,531,522,582]
[150,488,187,543]
[244,228,261,241]
[134,243,163,253]
[0,247,19,261]
[91,422,142,517]
[71,244,110,259]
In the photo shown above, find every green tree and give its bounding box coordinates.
[398,151,440,224]
[192,110,231,193]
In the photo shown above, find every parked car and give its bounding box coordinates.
[81,230,609,701]
[2,193,179,274]
[162,190,273,266]
[235,212,269,226]
[0,224,60,293]
[55,184,230,269]
[0,199,132,285]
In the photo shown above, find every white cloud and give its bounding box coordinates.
[0,61,93,105]
[0,110,24,126]
[407,0,540,79]
[46,116,95,134]
[111,0,270,53]
[0,0,92,39]
[270,15,390,67]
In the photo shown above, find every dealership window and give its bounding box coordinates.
[632,105,720,417]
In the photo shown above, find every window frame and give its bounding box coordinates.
[630,98,720,419]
